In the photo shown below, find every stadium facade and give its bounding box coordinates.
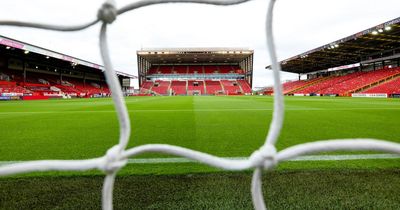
[264,16,400,98]
[137,48,253,96]
[0,35,135,100]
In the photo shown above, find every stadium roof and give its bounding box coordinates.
[137,48,253,64]
[267,17,400,74]
[0,35,136,78]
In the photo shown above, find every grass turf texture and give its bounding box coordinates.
[1,170,399,209]
[0,96,400,208]
[0,96,399,161]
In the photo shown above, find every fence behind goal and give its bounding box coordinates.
[0,0,399,210]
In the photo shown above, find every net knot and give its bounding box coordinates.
[101,145,127,173]
[97,0,117,24]
[249,144,277,169]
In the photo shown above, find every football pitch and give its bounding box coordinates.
[0,96,399,209]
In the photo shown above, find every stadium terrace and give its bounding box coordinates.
[137,48,253,96]
[263,16,400,98]
[0,35,135,100]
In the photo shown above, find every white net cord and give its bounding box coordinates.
[0,0,399,210]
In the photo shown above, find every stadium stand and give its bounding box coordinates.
[0,80,30,95]
[180,65,241,75]
[289,67,400,96]
[362,74,400,95]
[218,65,235,73]
[140,81,153,93]
[262,16,400,98]
[294,73,360,95]
[0,68,114,98]
[170,80,187,95]
[188,65,203,74]
[205,80,223,94]
[158,66,172,74]
[187,80,205,95]
[282,77,325,94]
[204,65,218,74]
[138,48,254,96]
[172,66,188,74]
[141,78,252,96]
[24,83,55,95]
[221,80,242,95]
[148,66,159,74]
[237,80,252,93]
[0,35,135,100]
[151,80,170,95]
[137,48,253,95]
[323,67,400,95]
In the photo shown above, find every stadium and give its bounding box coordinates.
[0,1,400,210]
[137,48,253,96]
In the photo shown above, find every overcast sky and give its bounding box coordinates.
[0,0,399,88]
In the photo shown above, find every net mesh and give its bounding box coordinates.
[0,0,399,210]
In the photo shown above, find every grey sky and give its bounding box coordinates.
[0,0,399,88]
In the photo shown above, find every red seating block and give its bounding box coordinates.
[187,80,204,95]
[170,80,187,95]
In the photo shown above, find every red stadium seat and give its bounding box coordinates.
[172,66,188,74]
[237,80,252,94]
[205,80,223,95]
[142,65,249,95]
[151,80,170,95]
[0,68,110,97]
[187,80,204,95]
[292,67,400,96]
[170,80,187,95]
[220,80,241,94]
[362,71,400,95]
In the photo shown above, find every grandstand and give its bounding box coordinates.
[137,48,253,95]
[0,35,135,100]
[264,17,400,98]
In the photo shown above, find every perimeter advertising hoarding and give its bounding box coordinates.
[352,93,388,98]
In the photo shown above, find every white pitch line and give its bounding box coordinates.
[0,154,399,165]
[126,154,400,164]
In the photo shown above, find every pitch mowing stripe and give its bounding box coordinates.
[1,107,400,115]
[0,154,399,165]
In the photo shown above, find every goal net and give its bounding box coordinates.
[0,0,399,210]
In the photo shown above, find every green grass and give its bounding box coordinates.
[0,96,400,209]
[1,96,399,161]
[1,170,399,209]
